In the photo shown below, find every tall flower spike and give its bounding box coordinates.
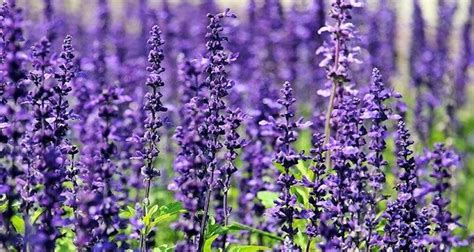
[53,35,76,144]
[52,35,77,210]
[317,0,362,167]
[219,108,245,249]
[360,68,398,248]
[197,9,236,251]
[302,132,327,250]
[425,144,466,249]
[383,119,429,250]
[320,85,367,250]
[138,25,167,251]
[28,36,71,251]
[269,81,310,251]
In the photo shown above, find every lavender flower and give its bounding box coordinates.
[317,0,362,166]
[52,35,76,144]
[301,133,326,246]
[320,86,366,250]
[197,9,236,251]
[135,25,167,251]
[219,108,246,249]
[423,144,466,250]
[360,68,400,248]
[269,81,309,250]
[27,36,76,251]
[383,120,429,250]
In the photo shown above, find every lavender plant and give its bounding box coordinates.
[267,81,309,250]
[136,25,168,251]
[0,0,472,251]
[197,9,237,251]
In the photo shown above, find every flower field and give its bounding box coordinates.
[1,0,473,251]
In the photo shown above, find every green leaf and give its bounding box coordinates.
[293,219,307,248]
[11,215,25,235]
[150,212,181,226]
[296,129,312,151]
[0,197,8,213]
[152,244,176,252]
[295,161,310,179]
[203,233,219,252]
[256,191,279,209]
[227,222,283,241]
[55,228,76,252]
[151,202,186,227]
[31,208,45,224]
[204,222,282,244]
[291,186,310,206]
[62,181,74,190]
[228,245,270,252]
[158,201,183,215]
[119,205,136,219]
[273,162,285,173]
[206,222,224,238]
[148,204,159,217]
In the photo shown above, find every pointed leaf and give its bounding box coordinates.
[228,245,270,252]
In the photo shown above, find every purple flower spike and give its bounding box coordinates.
[383,119,429,250]
[269,81,309,250]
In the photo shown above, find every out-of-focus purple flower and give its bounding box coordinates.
[42,0,57,42]
[451,0,473,116]
[238,75,280,233]
[433,0,457,91]
[409,0,450,144]
[367,0,397,83]
[171,58,207,251]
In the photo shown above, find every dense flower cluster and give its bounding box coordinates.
[0,0,473,251]
[267,81,310,250]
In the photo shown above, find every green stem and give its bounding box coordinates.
[305,238,312,252]
[198,166,215,252]
[322,16,342,173]
[221,189,229,251]
[140,177,152,252]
